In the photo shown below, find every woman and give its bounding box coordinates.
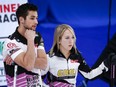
[42,24,115,87]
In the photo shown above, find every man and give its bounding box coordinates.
[2,3,47,87]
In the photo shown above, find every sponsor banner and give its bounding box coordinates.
[0,0,27,37]
[0,0,27,86]
[0,38,7,86]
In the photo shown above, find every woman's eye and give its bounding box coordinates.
[65,37,69,39]
[72,36,74,39]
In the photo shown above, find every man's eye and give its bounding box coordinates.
[31,18,34,20]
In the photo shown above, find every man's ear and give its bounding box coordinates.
[19,17,24,24]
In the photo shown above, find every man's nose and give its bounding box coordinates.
[35,19,38,24]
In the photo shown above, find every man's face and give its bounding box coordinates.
[23,11,38,31]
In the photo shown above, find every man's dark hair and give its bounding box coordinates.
[16,3,38,24]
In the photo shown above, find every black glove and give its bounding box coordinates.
[70,53,81,60]
[70,53,83,63]
[104,53,116,68]
[111,54,116,65]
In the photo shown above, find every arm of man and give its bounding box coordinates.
[34,35,47,70]
[3,30,36,71]
[14,30,36,71]
[34,49,47,70]
[14,39,36,71]
[4,42,47,70]
[4,43,47,70]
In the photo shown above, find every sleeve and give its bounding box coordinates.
[34,33,45,50]
[38,37,45,50]
[78,55,91,72]
[2,39,23,60]
[78,54,108,79]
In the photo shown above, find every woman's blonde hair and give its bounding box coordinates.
[49,24,77,55]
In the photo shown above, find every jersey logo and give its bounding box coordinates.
[57,69,75,77]
[7,42,18,48]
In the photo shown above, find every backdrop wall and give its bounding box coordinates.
[28,0,116,87]
[0,0,116,87]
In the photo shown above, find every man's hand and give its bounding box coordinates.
[25,29,36,41]
[4,54,13,65]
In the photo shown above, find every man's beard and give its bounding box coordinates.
[24,25,31,30]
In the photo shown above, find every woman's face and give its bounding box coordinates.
[59,29,75,53]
